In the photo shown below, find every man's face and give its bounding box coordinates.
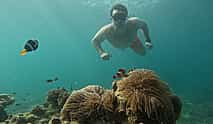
[112,9,127,26]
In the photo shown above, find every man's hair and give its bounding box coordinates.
[110,4,128,17]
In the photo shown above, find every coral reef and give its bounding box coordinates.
[0,94,15,107]
[7,112,39,124]
[1,88,69,124]
[0,68,184,124]
[0,94,15,122]
[0,105,8,122]
[31,105,46,117]
[45,88,70,111]
[60,69,182,124]
[48,116,61,124]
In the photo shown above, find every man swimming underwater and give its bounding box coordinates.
[92,4,152,60]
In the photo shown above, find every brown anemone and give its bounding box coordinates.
[60,85,116,124]
[113,69,181,124]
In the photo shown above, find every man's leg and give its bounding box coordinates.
[130,37,146,56]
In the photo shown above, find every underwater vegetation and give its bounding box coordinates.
[61,68,181,124]
[0,68,212,124]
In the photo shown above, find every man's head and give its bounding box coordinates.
[110,4,128,26]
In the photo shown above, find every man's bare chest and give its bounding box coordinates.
[107,29,137,42]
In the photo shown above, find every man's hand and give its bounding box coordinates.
[100,52,111,60]
[145,42,153,49]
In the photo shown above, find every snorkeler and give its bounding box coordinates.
[91,4,152,60]
[20,39,39,56]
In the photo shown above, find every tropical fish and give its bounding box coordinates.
[20,39,39,56]
[46,77,58,83]
[113,68,128,79]
[15,103,21,106]
[118,68,126,73]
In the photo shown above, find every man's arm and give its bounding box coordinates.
[91,26,107,55]
[135,17,151,43]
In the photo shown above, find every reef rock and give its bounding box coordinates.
[7,112,40,124]
[45,88,69,111]
[0,94,15,122]
[48,116,61,124]
[38,118,49,124]
[0,94,15,107]
[31,105,46,116]
[0,105,8,122]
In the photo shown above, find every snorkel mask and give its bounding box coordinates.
[112,10,127,26]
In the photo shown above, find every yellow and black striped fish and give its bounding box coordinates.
[20,39,39,56]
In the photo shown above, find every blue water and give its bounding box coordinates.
[0,0,213,118]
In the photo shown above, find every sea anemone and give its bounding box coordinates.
[60,85,116,124]
[113,69,180,124]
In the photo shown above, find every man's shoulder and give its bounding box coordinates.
[100,23,113,31]
[128,17,143,23]
[93,23,113,39]
[127,17,146,27]
[97,23,113,35]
